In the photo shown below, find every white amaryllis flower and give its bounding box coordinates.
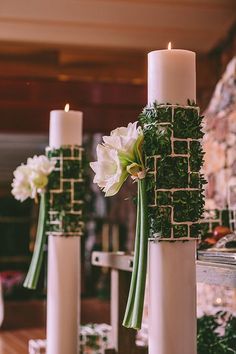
[90,144,128,197]
[29,171,49,199]
[11,165,32,202]
[27,155,55,175]
[90,122,147,330]
[27,155,55,197]
[103,122,142,156]
[12,155,55,202]
[91,122,145,197]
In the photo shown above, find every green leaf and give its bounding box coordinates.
[122,178,148,330]
[23,193,47,289]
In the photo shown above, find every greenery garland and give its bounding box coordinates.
[46,145,85,236]
[197,312,236,354]
[139,101,206,241]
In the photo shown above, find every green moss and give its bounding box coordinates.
[173,224,188,238]
[74,146,82,157]
[74,182,85,200]
[52,191,72,211]
[222,209,230,227]
[46,146,84,236]
[149,207,172,238]
[139,105,172,125]
[139,103,205,240]
[190,141,204,172]
[189,173,200,188]
[63,214,83,233]
[190,223,201,238]
[47,171,60,190]
[173,190,203,222]
[156,156,188,189]
[63,160,81,179]
[146,157,155,170]
[63,181,71,190]
[74,202,83,211]
[146,175,156,205]
[143,124,172,156]
[62,147,72,157]
[173,108,203,139]
[156,191,172,206]
[174,140,188,155]
[199,223,211,238]
[47,149,60,158]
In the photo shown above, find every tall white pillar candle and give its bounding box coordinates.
[149,242,197,354]
[47,108,83,354]
[148,48,196,105]
[49,109,83,149]
[148,46,197,354]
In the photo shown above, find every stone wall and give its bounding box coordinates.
[204,55,236,208]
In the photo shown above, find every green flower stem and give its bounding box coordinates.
[122,181,141,328]
[131,179,148,327]
[23,193,47,290]
[122,178,148,330]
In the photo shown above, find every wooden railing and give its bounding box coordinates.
[92,251,236,354]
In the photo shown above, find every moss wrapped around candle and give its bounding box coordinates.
[46,145,85,237]
[139,101,206,241]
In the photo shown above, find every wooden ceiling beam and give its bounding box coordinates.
[0,0,235,53]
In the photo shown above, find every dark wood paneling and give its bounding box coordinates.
[0,79,146,134]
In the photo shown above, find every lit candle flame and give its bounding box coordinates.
[64,103,70,112]
[168,42,172,50]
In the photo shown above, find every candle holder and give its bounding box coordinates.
[139,101,205,242]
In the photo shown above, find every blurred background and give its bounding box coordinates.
[0,0,235,346]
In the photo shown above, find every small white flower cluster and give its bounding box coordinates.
[12,155,56,202]
[90,122,144,197]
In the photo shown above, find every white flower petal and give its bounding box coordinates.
[11,164,32,201]
[103,121,142,156]
[27,155,55,175]
[90,144,127,196]
[91,122,143,196]
[12,155,55,202]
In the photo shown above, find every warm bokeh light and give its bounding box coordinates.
[168,42,172,50]
[64,103,70,112]
[215,297,222,305]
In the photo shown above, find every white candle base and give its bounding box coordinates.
[47,236,80,354]
[148,241,197,354]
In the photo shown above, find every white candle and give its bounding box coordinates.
[47,238,81,354]
[47,105,83,354]
[49,107,82,148]
[148,44,197,354]
[148,43,196,105]
[149,243,197,354]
